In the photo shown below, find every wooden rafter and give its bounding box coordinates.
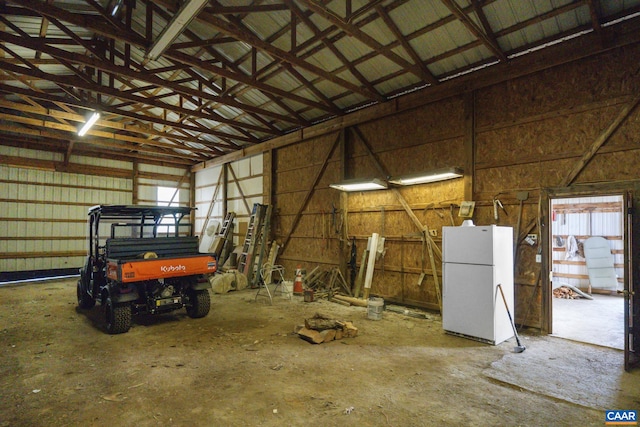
[0,0,639,167]
[0,31,298,127]
[193,8,382,101]
[286,0,383,102]
[0,97,228,151]
[0,82,255,148]
[300,0,438,85]
[10,0,313,126]
[375,4,434,84]
[470,0,504,59]
[585,0,603,35]
[441,0,506,62]
[144,0,308,130]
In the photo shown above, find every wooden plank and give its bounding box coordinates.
[425,231,441,312]
[332,294,368,307]
[552,202,622,213]
[553,259,624,268]
[552,234,622,241]
[463,91,475,200]
[553,272,624,282]
[561,93,640,186]
[362,233,379,299]
[553,247,624,254]
[0,251,85,259]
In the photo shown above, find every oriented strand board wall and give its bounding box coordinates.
[273,132,342,271]
[473,43,640,328]
[273,97,466,308]
[269,43,640,328]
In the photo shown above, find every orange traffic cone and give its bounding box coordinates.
[293,265,303,295]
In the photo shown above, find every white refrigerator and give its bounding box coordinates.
[442,225,514,345]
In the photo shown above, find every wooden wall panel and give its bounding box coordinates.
[470,43,640,329]
[266,42,640,329]
[476,44,640,128]
[575,150,640,183]
[476,109,617,168]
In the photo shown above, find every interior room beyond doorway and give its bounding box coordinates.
[550,194,624,350]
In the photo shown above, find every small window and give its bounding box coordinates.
[157,187,178,236]
[157,186,178,207]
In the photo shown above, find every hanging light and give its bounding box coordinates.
[329,177,388,192]
[389,167,463,186]
[78,112,100,136]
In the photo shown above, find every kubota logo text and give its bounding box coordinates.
[160,264,187,273]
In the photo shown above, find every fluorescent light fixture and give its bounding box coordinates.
[145,0,210,61]
[389,167,463,186]
[329,177,388,192]
[78,112,100,136]
[110,0,123,16]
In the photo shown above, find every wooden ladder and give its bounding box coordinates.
[214,211,236,266]
[218,212,235,241]
[237,204,267,284]
[251,205,272,288]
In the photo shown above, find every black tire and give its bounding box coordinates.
[105,297,131,334]
[77,279,95,309]
[186,289,210,318]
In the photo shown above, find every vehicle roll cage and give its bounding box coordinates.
[87,205,195,260]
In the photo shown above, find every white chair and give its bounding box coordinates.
[583,236,618,294]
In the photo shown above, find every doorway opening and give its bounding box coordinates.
[550,194,625,349]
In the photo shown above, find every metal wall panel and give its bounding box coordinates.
[551,195,624,291]
[0,146,136,277]
[194,154,264,247]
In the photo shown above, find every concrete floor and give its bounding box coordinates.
[1,278,639,426]
[552,294,624,350]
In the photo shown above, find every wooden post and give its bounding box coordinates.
[222,163,228,219]
[463,91,475,200]
[353,248,367,298]
[198,168,223,241]
[132,160,139,204]
[338,129,348,283]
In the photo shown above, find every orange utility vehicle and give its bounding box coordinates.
[77,205,216,334]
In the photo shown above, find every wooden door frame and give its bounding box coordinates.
[542,183,630,335]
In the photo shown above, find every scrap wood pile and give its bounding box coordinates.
[553,285,583,299]
[301,265,373,307]
[304,266,352,299]
[296,313,358,344]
